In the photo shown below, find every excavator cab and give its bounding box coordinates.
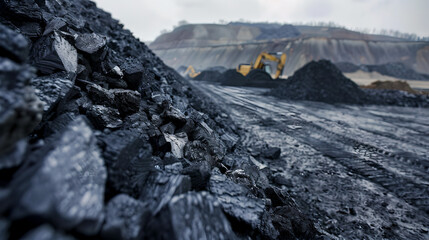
[263,65,272,75]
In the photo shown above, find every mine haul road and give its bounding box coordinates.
[190,80,429,239]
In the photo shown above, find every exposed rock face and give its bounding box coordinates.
[0,1,321,239]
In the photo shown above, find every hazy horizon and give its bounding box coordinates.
[92,0,429,42]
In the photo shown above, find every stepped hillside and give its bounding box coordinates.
[150,23,429,77]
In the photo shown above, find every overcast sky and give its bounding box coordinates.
[92,0,429,42]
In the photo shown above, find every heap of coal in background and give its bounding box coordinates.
[270,60,429,107]
[192,70,221,82]
[0,0,321,239]
[269,60,366,104]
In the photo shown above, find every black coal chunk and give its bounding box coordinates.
[0,57,43,155]
[31,73,74,114]
[101,194,147,240]
[111,89,141,116]
[272,206,319,239]
[269,60,366,104]
[31,32,78,74]
[101,129,153,197]
[120,58,144,90]
[0,0,43,21]
[86,105,122,130]
[139,172,191,214]
[86,83,116,106]
[20,225,76,240]
[0,23,29,62]
[0,139,27,170]
[75,33,107,55]
[209,171,278,238]
[262,147,281,160]
[43,17,67,36]
[0,218,9,240]
[145,191,237,240]
[9,117,106,236]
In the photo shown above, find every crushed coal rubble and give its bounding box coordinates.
[269,60,429,107]
[0,0,322,239]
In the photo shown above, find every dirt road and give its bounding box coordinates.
[190,81,429,239]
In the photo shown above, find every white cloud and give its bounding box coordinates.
[92,0,429,41]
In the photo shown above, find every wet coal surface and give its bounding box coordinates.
[190,81,429,239]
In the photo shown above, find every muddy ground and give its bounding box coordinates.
[190,80,429,239]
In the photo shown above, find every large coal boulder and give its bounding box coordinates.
[9,117,106,235]
[269,60,366,104]
[145,191,237,240]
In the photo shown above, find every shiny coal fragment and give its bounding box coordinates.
[86,105,122,130]
[31,32,77,74]
[101,194,147,240]
[20,224,76,240]
[10,117,106,236]
[140,172,191,214]
[0,57,43,154]
[31,73,74,114]
[145,191,237,240]
[75,33,107,54]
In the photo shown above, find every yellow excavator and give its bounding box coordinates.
[184,65,201,78]
[236,52,287,79]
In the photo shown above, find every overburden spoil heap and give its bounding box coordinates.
[269,60,429,107]
[0,0,320,239]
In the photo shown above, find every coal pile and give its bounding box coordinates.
[193,70,221,82]
[270,60,429,107]
[220,69,285,88]
[269,60,366,104]
[0,0,320,239]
